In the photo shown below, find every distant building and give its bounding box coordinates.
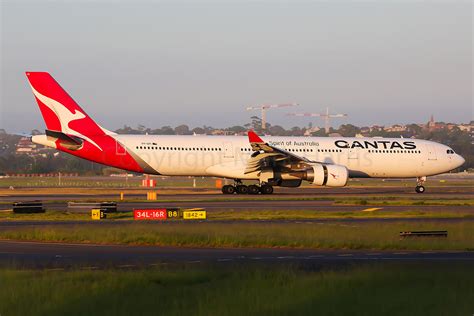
[426,115,446,131]
[446,123,457,131]
[457,123,472,132]
[304,126,320,136]
[15,137,53,157]
[210,129,226,135]
[15,137,36,154]
[369,125,384,132]
[384,124,406,132]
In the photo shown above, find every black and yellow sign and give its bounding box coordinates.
[183,208,206,220]
[91,209,107,220]
[167,208,181,219]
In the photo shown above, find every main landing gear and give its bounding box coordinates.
[415,176,426,193]
[222,181,273,195]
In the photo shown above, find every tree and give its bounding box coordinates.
[268,125,286,136]
[159,126,174,135]
[174,125,191,135]
[226,126,246,134]
[192,127,205,135]
[338,124,361,137]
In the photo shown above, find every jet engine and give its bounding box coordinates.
[305,164,348,187]
[261,164,348,187]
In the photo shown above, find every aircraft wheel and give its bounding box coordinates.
[248,185,260,195]
[222,185,236,194]
[260,185,274,195]
[415,185,425,193]
[236,185,249,194]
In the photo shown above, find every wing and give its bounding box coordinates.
[245,130,317,174]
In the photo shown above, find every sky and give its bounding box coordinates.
[0,1,472,133]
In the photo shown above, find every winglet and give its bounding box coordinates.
[248,130,264,143]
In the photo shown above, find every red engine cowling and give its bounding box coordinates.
[306,164,348,187]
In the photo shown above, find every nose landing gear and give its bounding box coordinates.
[415,176,426,193]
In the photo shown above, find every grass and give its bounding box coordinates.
[1,205,473,222]
[0,263,473,316]
[0,210,132,221]
[1,175,472,189]
[1,221,474,251]
[335,198,474,206]
[0,177,219,188]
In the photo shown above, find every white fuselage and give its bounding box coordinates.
[114,135,464,180]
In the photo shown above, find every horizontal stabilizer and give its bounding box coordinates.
[45,129,83,150]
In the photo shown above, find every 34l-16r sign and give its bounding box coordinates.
[134,209,167,220]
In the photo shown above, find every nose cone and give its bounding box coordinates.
[455,154,465,168]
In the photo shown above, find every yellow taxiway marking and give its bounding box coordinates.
[362,207,383,212]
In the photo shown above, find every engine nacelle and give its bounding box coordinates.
[306,164,348,187]
[259,164,348,187]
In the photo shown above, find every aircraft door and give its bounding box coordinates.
[223,142,234,158]
[425,144,437,160]
[116,140,127,155]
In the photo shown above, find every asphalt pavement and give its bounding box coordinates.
[0,240,472,269]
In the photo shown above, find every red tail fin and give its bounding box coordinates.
[25,72,152,174]
[25,72,109,150]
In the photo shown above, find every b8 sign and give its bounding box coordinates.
[134,209,167,220]
[167,208,181,219]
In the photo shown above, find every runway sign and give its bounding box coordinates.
[166,208,181,219]
[91,209,107,220]
[134,209,167,220]
[183,208,206,220]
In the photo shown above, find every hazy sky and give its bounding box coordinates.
[1,1,472,133]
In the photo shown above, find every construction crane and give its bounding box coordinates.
[287,107,347,133]
[246,103,298,130]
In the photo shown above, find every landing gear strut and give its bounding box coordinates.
[221,181,274,195]
[415,176,426,193]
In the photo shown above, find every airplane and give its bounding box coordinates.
[25,72,465,194]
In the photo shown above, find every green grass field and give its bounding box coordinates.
[1,196,473,206]
[1,263,473,316]
[1,203,473,221]
[1,221,473,251]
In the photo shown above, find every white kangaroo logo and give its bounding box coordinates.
[29,84,103,151]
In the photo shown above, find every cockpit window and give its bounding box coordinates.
[446,149,455,154]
